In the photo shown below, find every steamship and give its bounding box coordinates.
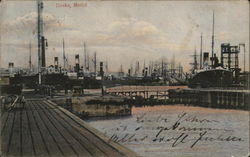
[188,43,241,88]
[188,12,243,88]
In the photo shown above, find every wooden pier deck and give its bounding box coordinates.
[1,99,140,157]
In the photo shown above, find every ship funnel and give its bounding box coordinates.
[203,52,209,68]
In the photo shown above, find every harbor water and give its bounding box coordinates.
[88,105,249,157]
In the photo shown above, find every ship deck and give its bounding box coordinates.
[1,99,139,157]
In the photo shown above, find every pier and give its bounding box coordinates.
[106,86,249,110]
[168,88,250,110]
[106,86,186,100]
[1,99,140,157]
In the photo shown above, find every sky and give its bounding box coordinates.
[0,0,249,72]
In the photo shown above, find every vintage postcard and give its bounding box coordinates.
[0,0,249,157]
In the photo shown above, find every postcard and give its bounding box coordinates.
[0,0,249,157]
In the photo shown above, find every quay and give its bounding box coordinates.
[1,99,140,157]
[168,88,250,110]
[51,95,132,118]
[106,86,249,110]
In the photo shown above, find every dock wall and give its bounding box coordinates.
[168,89,249,110]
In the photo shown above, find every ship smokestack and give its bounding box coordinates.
[75,54,80,73]
[100,62,104,78]
[203,52,209,68]
[54,57,59,71]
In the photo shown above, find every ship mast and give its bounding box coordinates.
[211,11,215,67]
[37,0,47,84]
[63,38,66,70]
[37,0,43,84]
[105,60,108,73]
[200,32,203,69]
[94,52,97,75]
[161,59,164,77]
[83,42,87,71]
[29,41,32,72]
[194,47,198,71]
[87,49,89,71]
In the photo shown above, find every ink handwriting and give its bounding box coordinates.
[106,112,242,148]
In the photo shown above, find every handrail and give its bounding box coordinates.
[1,95,19,111]
[8,95,19,111]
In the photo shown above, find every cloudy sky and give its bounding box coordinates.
[0,0,249,72]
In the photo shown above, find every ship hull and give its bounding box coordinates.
[188,69,233,88]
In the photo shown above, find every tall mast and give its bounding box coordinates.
[83,42,87,70]
[171,54,175,74]
[143,60,146,69]
[194,47,198,72]
[134,62,137,76]
[161,59,164,77]
[66,53,69,70]
[211,11,215,67]
[137,61,140,76]
[63,38,66,70]
[37,0,44,84]
[87,50,89,71]
[94,52,97,74]
[105,60,108,73]
[243,44,246,72]
[29,41,32,72]
[200,32,203,69]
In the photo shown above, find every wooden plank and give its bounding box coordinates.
[21,106,35,157]
[1,110,15,157]
[52,101,139,157]
[7,108,21,156]
[35,101,92,157]
[38,101,105,157]
[1,111,9,133]
[33,101,76,157]
[26,102,49,156]
[37,101,92,156]
[29,101,62,157]
[0,111,9,157]
[46,101,137,157]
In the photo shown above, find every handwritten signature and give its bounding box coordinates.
[106,112,242,148]
[109,131,242,148]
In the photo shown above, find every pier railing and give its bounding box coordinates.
[106,86,186,100]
